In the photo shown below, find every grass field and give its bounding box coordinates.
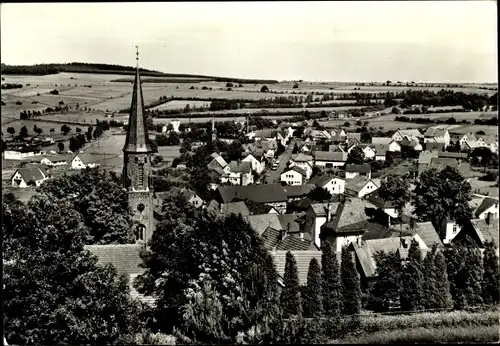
[151,100,211,111]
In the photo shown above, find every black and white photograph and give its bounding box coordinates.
[1,1,498,344]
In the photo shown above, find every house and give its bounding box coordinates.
[71,154,98,169]
[388,222,443,248]
[11,166,48,188]
[350,235,428,285]
[392,129,423,142]
[451,216,499,253]
[328,144,345,152]
[320,197,378,252]
[282,184,316,201]
[423,127,450,148]
[437,152,468,160]
[242,153,265,174]
[207,153,230,177]
[305,129,332,141]
[85,244,155,306]
[458,133,476,147]
[345,176,380,198]
[281,166,307,186]
[400,137,423,152]
[222,161,254,186]
[372,144,388,161]
[207,200,251,216]
[474,197,499,220]
[424,140,446,152]
[309,175,345,195]
[345,164,371,179]
[365,189,416,221]
[313,151,348,168]
[272,250,324,286]
[304,202,339,248]
[461,138,489,152]
[346,132,361,141]
[289,153,314,179]
[215,184,288,213]
[245,213,302,240]
[156,188,204,209]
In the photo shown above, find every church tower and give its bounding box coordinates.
[122,46,154,244]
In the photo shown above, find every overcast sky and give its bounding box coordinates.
[1,2,497,82]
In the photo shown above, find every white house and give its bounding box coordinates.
[347,144,376,160]
[289,153,314,179]
[474,197,499,220]
[309,175,345,195]
[280,166,307,186]
[345,176,380,198]
[11,166,48,188]
[221,161,254,186]
[345,164,372,180]
[313,151,347,168]
[305,203,337,249]
[242,153,265,174]
[442,220,463,244]
[423,127,451,148]
[392,129,423,142]
[373,137,402,152]
[71,154,98,170]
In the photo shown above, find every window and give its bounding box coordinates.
[452,224,458,234]
[138,163,144,186]
[135,224,145,241]
[137,203,145,212]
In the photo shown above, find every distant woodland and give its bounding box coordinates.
[0,62,278,84]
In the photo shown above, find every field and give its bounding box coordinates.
[151,100,211,111]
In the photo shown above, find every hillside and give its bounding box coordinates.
[0,62,278,84]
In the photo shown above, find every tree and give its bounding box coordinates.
[227,140,243,161]
[372,251,402,312]
[413,166,472,234]
[281,251,302,318]
[260,85,269,93]
[276,142,286,156]
[292,143,299,154]
[19,126,28,139]
[308,185,332,202]
[421,248,439,310]
[61,124,71,135]
[58,142,65,153]
[482,241,499,305]
[34,127,43,135]
[434,248,453,309]
[344,121,350,127]
[470,147,495,172]
[76,127,82,133]
[50,128,55,135]
[167,131,180,145]
[86,125,93,141]
[321,242,342,317]
[302,258,322,318]
[38,167,134,244]
[180,138,192,154]
[311,165,323,178]
[7,127,15,136]
[293,83,299,89]
[347,146,364,164]
[399,239,424,311]
[134,212,278,334]
[378,174,412,224]
[360,132,372,143]
[2,195,142,345]
[341,246,361,316]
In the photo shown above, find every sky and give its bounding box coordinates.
[1,1,497,83]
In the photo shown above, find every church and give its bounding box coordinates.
[121,47,155,244]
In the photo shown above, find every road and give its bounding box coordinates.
[265,139,297,184]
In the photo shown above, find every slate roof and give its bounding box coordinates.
[345,176,372,194]
[328,144,344,152]
[389,222,443,248]
[352,237,418,278]
[418,150,439,165]
[206,199,221,215]
[438,152,468,159]
[291,153,314,162]
[347,138,361,148]
[217,184,287,204]
[272,250,323,285]
[371,137,393,145]
[13,166,46,182]
[276,236,316,251]
[309,174,339,188]
[345,164,371,173]
[425,141,446,152]
[278,213,301,233]
[314,151,347,162]
[469,218,499,248]
[245,214,283,236]
[424,127,448,138]
[261,227,282,250]
[322,197,377,234]
[85,244,145,276]
[229,161,252,174]
[475,197,499,218]
[282,184,315,199]
[207,156,228,176]
[372,144,390,155]
[397,129,423,138]
[221,201,251,216]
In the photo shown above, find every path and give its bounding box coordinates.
[265,139,297,184]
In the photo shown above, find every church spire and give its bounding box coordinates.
[123,45,152,153]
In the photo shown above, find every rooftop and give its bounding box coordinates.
[217,184,288,204]
[345,164,371,173]
[314,151,347,162]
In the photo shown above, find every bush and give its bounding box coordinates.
[335,325,499,344]
[50,89,59,95]
[16,101,22,105]
[479,172,498,182]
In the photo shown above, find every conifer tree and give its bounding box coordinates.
[281,251,302,318]
[421,248,438,310]
[341,246,361,316]
[321,242,342,317]
[482,241,500,305]
[302,257,322,318]
[463,244,484,307]
[372,250,402,312]
[434,248,453,309]
[400,239,424,311]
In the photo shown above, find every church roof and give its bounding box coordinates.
[123,61,152,153]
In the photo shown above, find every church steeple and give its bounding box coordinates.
[123,46,152,153]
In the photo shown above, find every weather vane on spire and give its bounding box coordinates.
[135,45,139,67]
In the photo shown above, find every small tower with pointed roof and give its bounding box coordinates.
[122,46,154,244]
